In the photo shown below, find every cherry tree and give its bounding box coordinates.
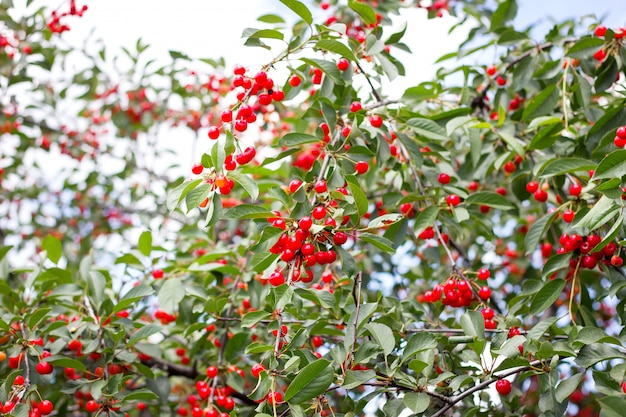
[1,0,626,416]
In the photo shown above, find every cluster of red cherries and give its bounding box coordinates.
[47,0,88,34]
[420,268,492,307]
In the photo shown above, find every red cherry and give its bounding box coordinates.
[267,392,283,405]
[478,286,491,300]
[251,363,265,378]
[299,216,313,231]
[486,65,497,76]
[311,336,324,348]
[314,180,328,193]
[234,119,248,132]
[289,179,303,193]
[312,206,327,220]
[355,161,369,174]
[446,194,461,207]
[611,255,624,267]
[289,74,302,87]
[617,126,626,139]
[85,400,100,413]
[477,268,490,280]
[595,25,607,37]
[350,101,362,112]
[533,189,548,202]
[614,136,626,148]
[337,58,349,71]
[468,181,479,192]
[235,146,256,165]
[593,49,606,61]
[569,183,582,197]
[268,271,285,286]
[562,210,575,223]
[507,327,521,338]
[333,231,348,245]
[481,307,495,320]
[525,181,539,193]
[369,115,383,128]
[437,173,451,185]
[152,269,164,279]
[221,109,233,123]
[36,361,53,375]
[191,163,203,175]
[38,400,54,415]
[503,161,516,173]
[208,126,220,140]
[206,366,218,378]
[496,76,506,86]
[495,379,512,396]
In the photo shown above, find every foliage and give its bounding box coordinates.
[1,0,626,416]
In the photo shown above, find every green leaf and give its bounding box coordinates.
[465,191,515,210]
[595,56,619,92]
[279,132,320,147]
[365,323,395,356]
[138,231,152,257]
[366,213,404,229]
[224,204,275,219]
[522,85,559,121]
[158,278,185,314]
[258,14,285,24]
[575,343,626,368]
[242,310,271,328]
[566,37,605,60]
[167,179,202,213]
[346,175,368,216]
[490,0,518,30]
[598,396,626,417]
[245,28,284,41]
[555,372,584,402]
[402,332,437,362]
[524,211,557,254]
[315,39,356,62]
[42,235,62,263]
[406,118,448,141]
[403,392,430,414]
[129,324,162,346]
[342,369,376,390]
[412,205,439,236]
[460,311,485,340]
[284,359,334,404]
[358,232,395,254]
[593,150,626,180]
[529,279,566,316]
[229,171,259,201]
[114,283,154,313]
[348,0,376,24]
[46,356,86,372]
[573,195,619,230]
[538,158,596,178]
[385,22,407,45]
[497,130,525,156]
[123,389,159,401]
[279,0,312,25]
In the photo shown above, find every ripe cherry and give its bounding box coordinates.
[496,76,506,86]
[533,189,548,202]
[611,255,624,267]
[562,210,575,223]
[235,146,256,165]
[312,206,327,220]
[312,335,324,348]
[337,58,349,71]
[206,366,218,378]
[191,163,203,175]
[314,180,328,193]
[569,183,582,197]
[617,126,626,139]
[446,194,461,207]
[85,400,100,413]
[299,216,313,231]
[507,327,521,338]
[251,363,265,378]
[525,181,538,193]
[36,361,53,375]
[267,391,283,405]
[437,173,451,185]
[234,119,248,132]
[38,400,54,415]
[355,161,369,174]
[152,269,164,279]
[221,109,233,123]
[478,286,491,300]
[503,161,516,173]
[486,65,497,76]
[495,379,512,396]
[595,25,607,37]
[333,231,348,245]
[594,49,606,61]
[369,115,383,128]
[208,126,220,140]
[477,268,490,280]
[350,101,362,112]
[289,179,303,193]
[289,74,302,87]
